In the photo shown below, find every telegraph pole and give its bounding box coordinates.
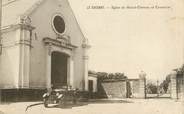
[157,80,159,98]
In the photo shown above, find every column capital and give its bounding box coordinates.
[45,43,52,56]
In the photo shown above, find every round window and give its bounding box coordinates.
[53,15,65,34]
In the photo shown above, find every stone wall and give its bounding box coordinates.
[170,71,177,99]
[97,76,146,99]
[101,80,127,98]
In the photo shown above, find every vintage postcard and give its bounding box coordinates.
[0,0,183,114]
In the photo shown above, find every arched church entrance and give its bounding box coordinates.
[51,51,69,88]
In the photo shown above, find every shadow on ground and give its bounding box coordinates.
[46,99,133,109]
[88,99,133,104]
[146,97,171,99]
[146,94,171,99]
[26,99,133,110]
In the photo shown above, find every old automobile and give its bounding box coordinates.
[42,86,78,107]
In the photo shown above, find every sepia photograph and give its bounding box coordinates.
[0,0,183,114]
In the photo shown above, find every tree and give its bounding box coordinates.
[146,82,157,94]
[88,70,127,81]
[96,72,108,80]
[160,74,171,93]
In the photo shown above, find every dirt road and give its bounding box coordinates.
[0,99,183,114]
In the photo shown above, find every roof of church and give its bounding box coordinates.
[2,0,49,27]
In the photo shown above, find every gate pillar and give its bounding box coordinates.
[170,71,177,99]
[138,71,146,99]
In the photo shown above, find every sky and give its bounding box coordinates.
[68,0,184,81]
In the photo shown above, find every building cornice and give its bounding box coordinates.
[1,24,35,33]
[43,37,78,50]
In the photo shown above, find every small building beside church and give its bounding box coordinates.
[0,0,90,100]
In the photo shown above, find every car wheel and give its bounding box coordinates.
[59,98,67,107]
[43,99,48,108]
[72,97,77,104]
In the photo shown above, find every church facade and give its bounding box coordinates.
[0,0,90,95]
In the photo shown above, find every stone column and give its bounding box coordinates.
[17,17,35,88]
[139,71,146,99]
[83,53,89,91]
[82,39,90,91]
[18,28,32,88]
[45,43,52,89]
[170,71,177,99]
[67,56,74,87]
